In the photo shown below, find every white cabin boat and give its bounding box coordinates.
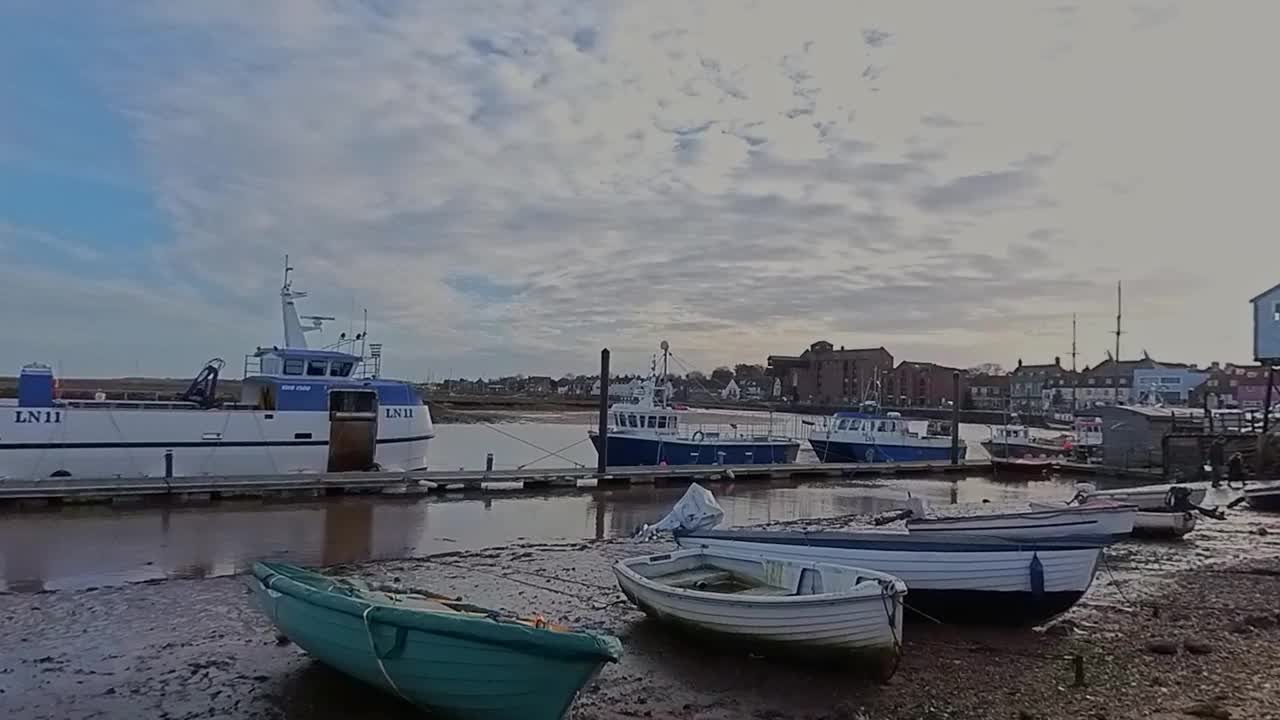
[981,421,1071,460]
[613,548,905,670]
[588,343,798,467]
[809,405,961,464]
[0,262,433,479]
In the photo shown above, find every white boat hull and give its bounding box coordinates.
[935,502,1140,540]
[1088,484,1207,510]
[1131,511,1197,538]
[676,530,1102,626]
[1030,499,1196,538]
[0,403,431,478]
[1244,481,1280,511]
[613,549,905,660]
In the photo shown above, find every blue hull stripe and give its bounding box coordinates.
[0,433,434,451]
[809,439,960,463]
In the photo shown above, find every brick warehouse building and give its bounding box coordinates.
[768,341,894,405]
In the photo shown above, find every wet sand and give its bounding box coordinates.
[3,504,1280,720]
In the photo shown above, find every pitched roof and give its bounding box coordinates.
[1249,282,1280,303]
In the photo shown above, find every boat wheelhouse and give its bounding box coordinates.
[0,261,432,479]
[587,343,799,467]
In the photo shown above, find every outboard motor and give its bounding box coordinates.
[180,358,225,408]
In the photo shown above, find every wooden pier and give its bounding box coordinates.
[0,460,993,505]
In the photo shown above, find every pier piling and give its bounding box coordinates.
[950,371,962,465]
[597,348,610,474]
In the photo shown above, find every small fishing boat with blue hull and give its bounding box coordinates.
[251,562,622,720]
[589,343,799,467]
[809,404,961,464]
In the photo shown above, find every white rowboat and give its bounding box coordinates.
[675,530,1102,626]
[613,548,905,669]
[907,501,1136,541]
[1029,500,1195,538]
[1086,484,1207,510]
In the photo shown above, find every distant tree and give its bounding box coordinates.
[686,370,707,382]
[711,366,734,385]
[966,363,1006,377]
[734,363,765,379]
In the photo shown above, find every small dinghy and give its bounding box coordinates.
[1085,483,1207,510]
[675,530,1103,626]
[907,499,1136,541]
[1030,484,1207,539]
[1244,481,1280,511]
[251,562,622,720]
[613,548,905,671]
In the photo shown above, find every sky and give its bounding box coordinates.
[2,0,1278,380]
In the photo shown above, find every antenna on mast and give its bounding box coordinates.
[1071,313,1078,373]
[1113,281,1124,363]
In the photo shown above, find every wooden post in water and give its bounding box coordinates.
[597,348,610,474]
[950,370,962,464]
[1264,366,1275,434]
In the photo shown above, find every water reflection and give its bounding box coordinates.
[0,473,1089,592]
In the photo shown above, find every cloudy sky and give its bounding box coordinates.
[2,1,1276,380]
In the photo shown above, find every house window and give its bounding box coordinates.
[283,358,305,375]
[1105,378,1113,386]
[1247,371,1258,378]
[1274,301,1280,321]
[1208,379,1218,387]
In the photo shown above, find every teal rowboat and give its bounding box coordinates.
[250,562,622,720]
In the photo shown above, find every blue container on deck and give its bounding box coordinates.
[18,364,55,407]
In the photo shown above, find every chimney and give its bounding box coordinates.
[1017,358,1023,368]
[1054,356,1061,367]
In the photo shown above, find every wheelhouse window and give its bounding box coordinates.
[306,360,328,376]
[837,418,849,430]
[330,361,354,377]
[283,358,305,375]
[668,416,678,430]
[646,416,657,428]
[657,416,667,429]
[628,414,639,428]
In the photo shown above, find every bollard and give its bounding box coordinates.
[485,453,494,472]
[164,449,174,478]
[1071,654,1086,687]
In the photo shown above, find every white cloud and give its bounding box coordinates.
[6,0,1279,378]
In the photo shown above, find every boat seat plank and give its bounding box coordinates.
[653,568,735,588]
[731,585,792,597]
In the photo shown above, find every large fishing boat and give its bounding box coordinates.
[0,261,433,479]
[588,343,799,467]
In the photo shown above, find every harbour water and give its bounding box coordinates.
[0,412,1075,592]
